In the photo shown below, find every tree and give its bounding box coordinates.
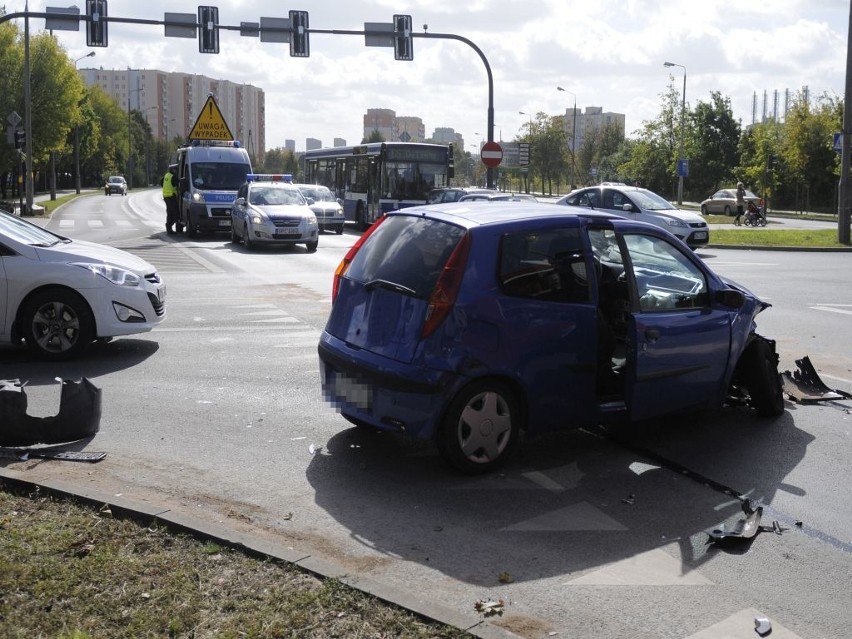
[688,91,741,197]
[778,92,841,212]
[618,80,684,196]
[0,19,23,199]
[82,86,128,183]
[259,147,299,177]
[28,33,86,192]
[362,129,384,143]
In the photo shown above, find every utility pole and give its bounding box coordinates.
[839,1,852,244]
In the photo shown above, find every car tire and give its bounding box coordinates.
[437,380,521,475]
[305,240,318,253]
[21,288,95,361]
[335,225,344,235]
[741,338,785,418]
[724,205,732,216]
[186,217,197,238]
[700,204,707,215]
[242,224,254,250]
[230,222,240,244]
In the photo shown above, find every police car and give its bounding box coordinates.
[229,174,319,252]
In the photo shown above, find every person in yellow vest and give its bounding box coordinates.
[162,164,179,235]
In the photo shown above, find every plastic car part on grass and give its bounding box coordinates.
[0,378,101,446]
[782,355,852,403]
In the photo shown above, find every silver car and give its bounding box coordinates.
[700,188,761,216]
[293,184,345,234]
[0,210,166,360]
[556,185,709,248]
[229,179,318,252]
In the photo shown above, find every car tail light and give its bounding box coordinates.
[331,215,387,303]
[421,231,471,339]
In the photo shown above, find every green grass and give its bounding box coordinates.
[0,484,474,639]
[708,228,845,248]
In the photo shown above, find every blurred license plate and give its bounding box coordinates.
[333,371,372,410]
[219,220,231,227]
[694,231,707,239]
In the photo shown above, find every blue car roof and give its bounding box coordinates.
[391,201,622,229]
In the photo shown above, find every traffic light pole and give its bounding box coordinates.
[1,10,497,189]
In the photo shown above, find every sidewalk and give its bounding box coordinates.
[2,189,97,218]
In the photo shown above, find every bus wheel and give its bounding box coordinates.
[356,204,367,231]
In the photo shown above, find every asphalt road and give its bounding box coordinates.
[2,191,851,639]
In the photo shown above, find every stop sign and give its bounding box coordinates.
[480,141,503,168]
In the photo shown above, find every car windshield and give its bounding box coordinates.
[108,177,124,184]
[191,162,252,190]
[0,211,67,246]
[249,185,306,206]
[631,189,677,211]
[299,186,335,202]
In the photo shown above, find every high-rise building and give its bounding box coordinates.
[78,67,265,161]
[431,127,456,144]
[559,106,625,153]
[364,108,396,141]
[306,138,322,151]
[333,137,346,147]
[285,139,296,152]
[395,116,425,142]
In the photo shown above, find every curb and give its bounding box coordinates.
[705,244,852,252]
[0,467,522,639]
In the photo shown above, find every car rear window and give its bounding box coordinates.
[346,215,465,298]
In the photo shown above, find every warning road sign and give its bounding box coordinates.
[188,95,234,141]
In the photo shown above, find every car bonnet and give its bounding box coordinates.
[35,239,156,274]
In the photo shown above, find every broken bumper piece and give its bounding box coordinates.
[0,378,102,446]
[782,356,852,403]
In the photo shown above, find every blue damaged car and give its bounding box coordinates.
[318,202,784,474]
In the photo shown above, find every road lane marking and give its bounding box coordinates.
[502,501,627,532]
[564,545,714,586]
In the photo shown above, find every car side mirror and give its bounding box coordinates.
[715,288,745,309]
[306,197,315,205]
[337,198,344,206]
[621,203,634,212]
[234,197,246,207]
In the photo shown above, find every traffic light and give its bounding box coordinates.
[14,130,25,150]
[198,6,219,54]
[86,0,108,47]
[289,10,309,57]
[393,14,413,61]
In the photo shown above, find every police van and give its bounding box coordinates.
[173,140,252,237]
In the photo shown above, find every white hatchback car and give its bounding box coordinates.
[0,210,166,360]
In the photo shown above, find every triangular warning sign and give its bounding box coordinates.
[188,95,234,141]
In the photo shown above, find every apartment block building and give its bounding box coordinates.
[78,67,265,160]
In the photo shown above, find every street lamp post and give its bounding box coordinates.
[73,51,95,194]
[664,61,687,205]
[556,86,578,188]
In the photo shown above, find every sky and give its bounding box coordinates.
[20,0,852,153]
